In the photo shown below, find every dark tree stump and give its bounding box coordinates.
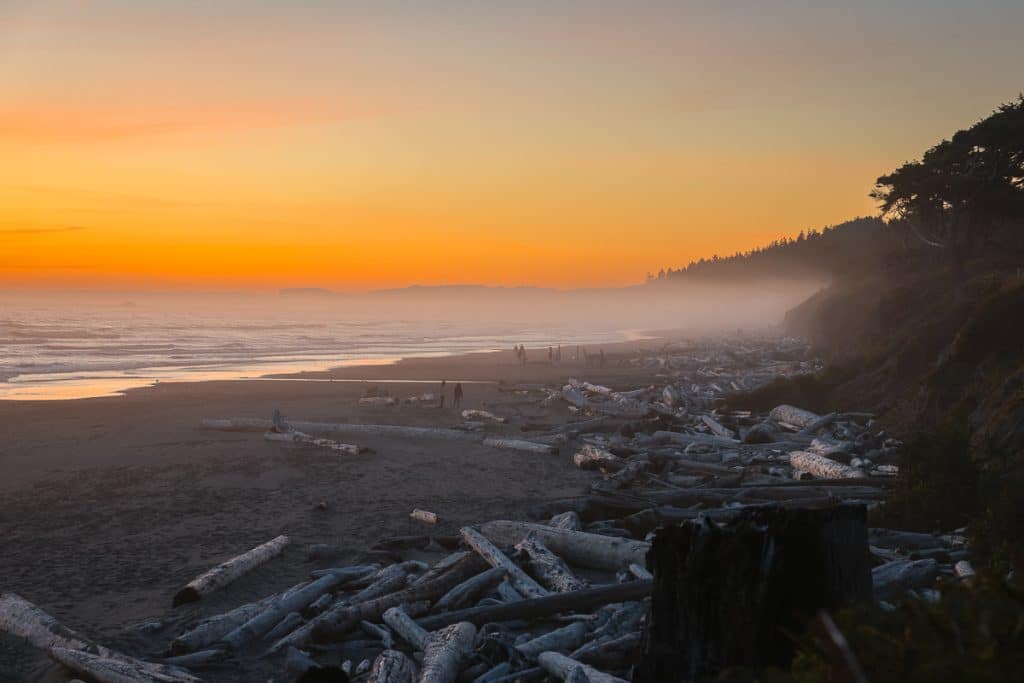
[634,504,871,682]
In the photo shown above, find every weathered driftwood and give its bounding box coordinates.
[635,505,871,681]
[359,396,398,407]
[515,532,588,593]
[0,593,200,683]
[417,580,652,631]
[161,648,229,669]
[872,559,939,602]
[171,593,278,654]
[369,649,418,683]
[549,511,583,531]
[312,564,382,582]
[461,409,506,423]
[482,438,558,455]
[410,509,439,525]
[789,451,865,480]
[799,411,838,435]
[201,418,479,441]
[572,445,622,472]
[265,611,305,643]
[570,631,641,669]
[383,606,430,650]
[264,430,366,454]
[418,622,476,683]
[298,554,488,645]
[700,414,735,439]
[537,651,627,683]
[415,551,471,585]
[221,572,341,649]
[460,526,549,599]
[173,535,290,606]
[515,622,587,660]
[477,521,649,572]
[652,430,738,448]
[768,404,821,430]
[435,567,507,612]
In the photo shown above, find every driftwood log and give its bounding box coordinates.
[460,526,549,599]
[635,505,871,681]
[173,535,290,606]
[768,404,821,430]
[417,621,476,683]
[369,649,417,683]
[477,521,649,572]
[537,651,627,683]
[383,606,430,650]
[514,532,588,593]
[789,451,865,480]
[0,593,200,683]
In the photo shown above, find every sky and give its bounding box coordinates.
[1,1,1022,291]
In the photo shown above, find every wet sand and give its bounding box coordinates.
[0,340,664,681]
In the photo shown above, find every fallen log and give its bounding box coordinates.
[435,567,507,612]
[768,405,820,430]
[799,412,838,435]
[300,554,488,645]
[788,451,865,480]
[369,649,417,683]
[418,622,476,683]
[0,593,200,683]
[202,418,478,441]
[264,430,367,455]
[173,535,290,606]
[635,505,871,681]
[417,580,653,631]
[461,409,506,423]
[171,594,278,654]
[652,430,738,448]
[221,572,342,649]
[700,415,735,439]
[537,651,627,683]
[481,438,558,455]
[515,532,588,593]
[549,511,583,531]
[383,607,430,650]
[461,526,549,599]
[572,445,622,472]
[872,559,939,602]
[477,521,649,572]
[515,622,587,660]
[410,509,439,525]
[570,631,641,670]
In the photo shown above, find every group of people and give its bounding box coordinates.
[438,379,463,409]
[513,344,528,365]
[512,343,605,366]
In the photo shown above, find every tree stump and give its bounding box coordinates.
[634,504,871,682]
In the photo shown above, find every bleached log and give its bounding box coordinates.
[417,580,653,631]
[0,593,200,683]
[515,532,588,593]
[360,396,397,407]
[280,553,487,646]
[435,567,507,612]
[700,415,735,439]
[549,511,583,531]
[570,631,641,669]
[411,509,439,525]
[652,430,738,448]
[460,527,549,599]
[173,535,290,606]
[662,385,681,407]
[383,606,431,650]
[264,430,366,455]
[478,520,649,572]
[311,564,382,582]
[369,649,418,683]
[515,622,587,660]
[572,445,622,472]
[954,560,975,579]
[482,438,557,455]
[627,563,652,580]
[788,451,865,480]
[768,405,821,430]
[799,412,838,435]
[415,551,471,585]
[162,648,229,669]
[265,612,305,643]
[418,622,477,683]
[221,572,342,649]
[537,651,627,683]
[202,418,479,441]
[872,559,939,602]
[461,409,506,423]
[171,594,278,654]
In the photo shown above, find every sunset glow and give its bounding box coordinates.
[3,0,1022,290]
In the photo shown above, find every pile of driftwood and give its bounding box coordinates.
[0,336,976,681]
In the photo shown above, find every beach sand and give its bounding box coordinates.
[0,341,664,681]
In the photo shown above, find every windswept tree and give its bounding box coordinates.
[872,97,1024,264]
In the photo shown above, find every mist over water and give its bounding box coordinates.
[0,280,820,400]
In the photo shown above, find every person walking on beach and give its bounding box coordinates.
[439,379,447,409]
[453,382,463,409]
[520,345,527,365]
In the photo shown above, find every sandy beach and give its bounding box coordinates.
[0,340,664,681]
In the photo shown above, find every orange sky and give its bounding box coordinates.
[2,1,1022,290]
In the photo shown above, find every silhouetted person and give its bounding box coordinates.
[453,382,463,409]
[556,345,562,362]
[548,346,553,362]
[439,379,447,409]
[599,349,606,367]
[520,346,527,365]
